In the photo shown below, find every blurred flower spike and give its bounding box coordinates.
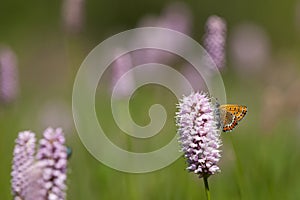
[11,131,36,199]
[0,46,19,104]
[11,128,68,200]
[176,92,222,178]
[62,0,85,33]
[204,15,227,69]
[111,50,135,99]
[134,2,192,65]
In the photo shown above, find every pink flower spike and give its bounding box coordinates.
[176,92,222,178]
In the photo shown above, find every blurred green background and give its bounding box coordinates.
[1,0,300,199]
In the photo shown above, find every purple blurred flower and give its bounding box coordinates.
[62,0,85,33]
[36,128,68,200]
[11,128,68,200]
[134,2,192,65]
[203,15,227,69]
[176,92,222,178]
[0,46,19,103]
[111,50,135,99]
[229,23,270,73]
[138,2,192,34]
[158,2,192,35]
[11,131,36,199]
[22,161,48,200]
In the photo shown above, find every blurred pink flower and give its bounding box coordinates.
[111,49,135,99]
[11,131,36,199]
[0,46,19,103]
[176,92,222,178]
[138,2,192,34]
[203,15,227,69]
[133,2,192,65]
[62,0,85,33]
[36,128,68,200]
[22,161,47,200]
[158,2,192,35]
[11,128,68,200]
[229,23,271,73]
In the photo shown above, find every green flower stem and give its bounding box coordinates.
[203,176,211,200]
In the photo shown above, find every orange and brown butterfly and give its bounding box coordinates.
[215,103,248,132]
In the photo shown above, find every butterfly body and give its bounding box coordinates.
[217,104,247,132]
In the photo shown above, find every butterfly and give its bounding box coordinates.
[215,104,247,132]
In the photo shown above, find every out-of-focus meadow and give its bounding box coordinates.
[1,0,300,199]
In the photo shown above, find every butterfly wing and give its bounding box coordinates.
[219,104,247,132]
